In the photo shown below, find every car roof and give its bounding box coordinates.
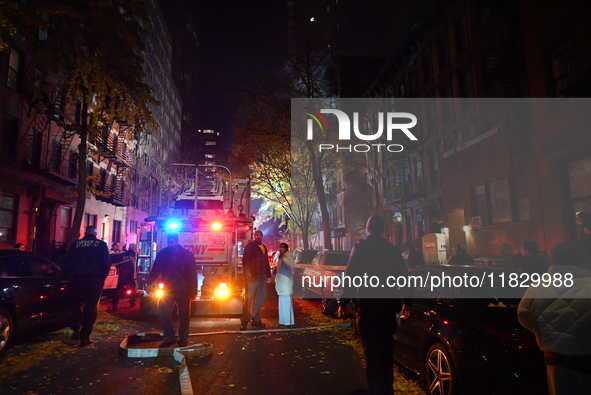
[0,250,49,259]
[410,264,519,274]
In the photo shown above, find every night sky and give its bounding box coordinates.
[196,0,287,151]
[195,0,433,152]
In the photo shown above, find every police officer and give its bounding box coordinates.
[62,226,111,347]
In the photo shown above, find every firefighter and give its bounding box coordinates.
[148,233,197,348]
[62,226,111,347]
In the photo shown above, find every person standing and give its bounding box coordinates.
[62,226,111,347]
[241,229,271,330]
[445,244,474,265]
[497,243,517,268]
[275,242,295,328]
[512,240,550,274]
[147,233,197,348]
[575,211,591,259]
[112,243,138,311]
[407,239,426,268]
[518,241,591,395]
[345,215,408,395]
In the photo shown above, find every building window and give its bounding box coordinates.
[129,220,138,235]
[548,43,575,108]
[205,154,215,159]
[569,156,591,213]
[437,35,447,71]
[421,50,431,85]
[58,206,71,244]
[85,213,97,228]
[458,70,473,113]
[0,192,18,245]
[414,158,423,194]
[112,220,122,243]
[2,115,19,161]
[205,141,216,146]
[87,162,94,187]
[440,86,452,125]
[416,213,426,238]
[472,177,512,225]
[454,18,467,54]
[549,43,576,97]
[7,48,21,91]
[429,150,439,188]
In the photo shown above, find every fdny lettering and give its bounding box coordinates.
[182,234,208,243]
[76,240,101,247]
[186,245,209,255]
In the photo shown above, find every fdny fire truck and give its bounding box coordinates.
[136,164,252,315]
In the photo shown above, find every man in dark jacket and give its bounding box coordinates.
[148,233,197,348]
[62,226,111,347]
[240,229,271,330]
[345,215,407,395]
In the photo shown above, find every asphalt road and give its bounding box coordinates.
[0,285,425,394]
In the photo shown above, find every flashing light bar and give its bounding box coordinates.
[211,221,223,231]
[166,220,181,231]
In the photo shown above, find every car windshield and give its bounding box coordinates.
[297,250,318,264]
[325,253,349,266]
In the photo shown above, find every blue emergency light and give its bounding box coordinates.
[165,219,181,231]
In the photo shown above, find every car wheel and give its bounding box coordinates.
[425,343,455,395]
[0,308,14,357]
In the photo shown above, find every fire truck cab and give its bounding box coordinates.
[137,164,252,316]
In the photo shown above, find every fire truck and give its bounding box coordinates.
[136,164,252,316]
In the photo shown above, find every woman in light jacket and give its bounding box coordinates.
[275,242,295,328]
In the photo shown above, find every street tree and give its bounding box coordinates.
[10,0,158,242]
[232,15,343,249]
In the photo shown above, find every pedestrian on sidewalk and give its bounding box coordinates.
[61,226,111,347]
[241,229,271,330]
[147,233,197,348]
[275,242,295,328]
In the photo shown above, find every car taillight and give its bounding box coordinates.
[480,324,538,349]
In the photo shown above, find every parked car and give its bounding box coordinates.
[0,250,71,357]
[292,248,319,288]
[393,265,546,395]
[268,250,279,275]
[301,250,350,315]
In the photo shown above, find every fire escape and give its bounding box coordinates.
[93,121,132,207]
[25,89,78,186]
